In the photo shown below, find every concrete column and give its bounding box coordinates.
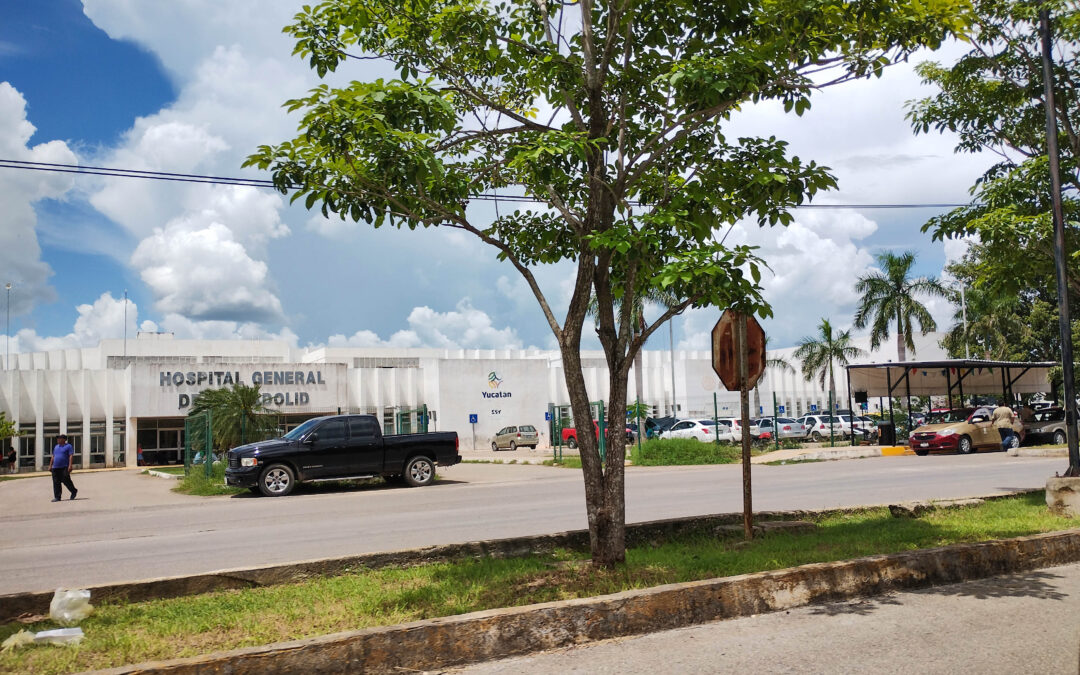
[105,371,114,468]
[34,370,44,471]
[124,365,135,467]
[81,370,91,470]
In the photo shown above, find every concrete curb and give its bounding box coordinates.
[1009,447,1068,458]
[146,470,183,480]
[91,526,1080,675]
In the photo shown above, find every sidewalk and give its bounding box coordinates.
[458,442,910,466]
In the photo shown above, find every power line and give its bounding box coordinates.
[0,158,970,210]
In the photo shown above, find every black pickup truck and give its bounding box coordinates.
[225,414,460,496]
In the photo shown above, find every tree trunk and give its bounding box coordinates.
[561,341,628,567]
[896,310,906,362]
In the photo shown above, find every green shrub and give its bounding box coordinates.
[174,462,245,496]
[630,438,744,466]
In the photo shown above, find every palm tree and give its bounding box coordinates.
[793,319,866,406]
[754,337,795,414]
[188,383,279,452]
[854,251,947,361]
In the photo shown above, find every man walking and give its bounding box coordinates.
[991,399,1015,452]
[50,433,77,502]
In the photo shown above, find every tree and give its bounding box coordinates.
[794,319,866,406]
[0,411,16,442]
[853,251,947,361]
[907,0,1080,297]
[188,383,280,453]
[248,0,965,566]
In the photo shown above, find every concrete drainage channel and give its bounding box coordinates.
[3,491,1074,674]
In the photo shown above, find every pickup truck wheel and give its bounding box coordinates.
[491,441,499,452]
[1054,430,1067,445]
[509,441,517,451]
[404,456,435,487]
[566,437,578,449]
[258,464,295,497]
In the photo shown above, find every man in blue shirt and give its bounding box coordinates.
[50,434,78,502]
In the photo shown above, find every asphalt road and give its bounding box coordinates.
[0,453,1067,594]
[454,561,1080,675]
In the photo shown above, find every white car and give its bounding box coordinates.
[836,414,877,440]
[662,419,736,443]
[798,414,856,441]
[752,417,808,440]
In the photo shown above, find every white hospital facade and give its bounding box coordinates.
[0,332,946,470]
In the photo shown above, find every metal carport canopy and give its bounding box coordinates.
[847,359,1056,398]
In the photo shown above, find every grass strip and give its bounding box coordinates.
[630,437,767,466]
[0,491,1073,674]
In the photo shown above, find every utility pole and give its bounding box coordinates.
[123,289,128,360]
[1040,10,1079,476]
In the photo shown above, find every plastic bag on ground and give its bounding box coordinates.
[1,630,35,652]
[49,588,93,626]
[33,628,84,646]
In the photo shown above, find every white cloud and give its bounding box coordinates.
[328,299,524,349]
[5,292,137,354]
[0,82,79,315]
[155,313,299,344]
[131,222,284,322]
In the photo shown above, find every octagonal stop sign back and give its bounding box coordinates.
[711,311,766,391]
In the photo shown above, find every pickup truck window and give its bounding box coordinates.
[349,417,379,438]
[318,420,346,440]
[283,418,322,441]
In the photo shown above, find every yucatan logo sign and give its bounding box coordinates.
[483,371,511,399]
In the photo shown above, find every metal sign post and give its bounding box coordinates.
[736,314,753,540]
[712,310,765,541]
[469,413,478,451]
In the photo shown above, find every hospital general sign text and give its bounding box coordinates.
[134,364,346,416]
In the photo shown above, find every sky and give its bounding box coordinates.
[0,0,990,357]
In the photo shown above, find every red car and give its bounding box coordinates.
[561,421,634,448]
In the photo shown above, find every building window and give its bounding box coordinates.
[90,421,106,466]
[113,421,125,465]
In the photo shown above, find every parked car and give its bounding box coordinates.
[797,414,855,441]
[225,414,461,496]
[490,424,539,451]
[1023,407,1067,446]
[907,407,1003,455]
[561,421,634,448]
[836,414,877,441]
[627,417,662,439]
[661,419,736,443]
[651,416,679,436]
[749,417,806,440]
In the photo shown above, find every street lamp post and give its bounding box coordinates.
[5,282,11,370]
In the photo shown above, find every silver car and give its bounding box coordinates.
[748,417,806,440]
[491,425,539,451]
